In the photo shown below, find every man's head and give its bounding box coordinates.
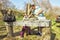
[31,4,35,10]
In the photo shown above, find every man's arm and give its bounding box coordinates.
[36,9,43,16]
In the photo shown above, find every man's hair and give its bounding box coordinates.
[31,4,35,7]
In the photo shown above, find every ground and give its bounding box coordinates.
[0,17,60,40]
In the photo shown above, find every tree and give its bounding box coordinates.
[0,0,15,9]
[32,0,52,13]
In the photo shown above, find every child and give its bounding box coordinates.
[20,13,31,37]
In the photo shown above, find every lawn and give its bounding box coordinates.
[0,16,60,40]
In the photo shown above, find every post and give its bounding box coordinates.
[26,4,31,16]
[7,22,14,37]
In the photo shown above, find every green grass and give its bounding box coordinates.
[16,16,23,21]
[51,20,60,40]
[0,17,60,40]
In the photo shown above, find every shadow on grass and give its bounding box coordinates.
[0,27,41,39]
[0,35,7,39]
[0,27,56,40]
[57,25,60,28]
[14,27,42,36]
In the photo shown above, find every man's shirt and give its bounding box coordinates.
[33,6,44,17]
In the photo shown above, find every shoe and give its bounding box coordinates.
[37,32,42,36]
[20,31,24,37]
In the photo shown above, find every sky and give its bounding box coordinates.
[10,0,60,10]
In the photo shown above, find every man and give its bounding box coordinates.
[30,4,46,20]
[1,9,16,37]
[30,4,46,35]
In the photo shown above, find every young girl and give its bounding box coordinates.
[20,13,31,37]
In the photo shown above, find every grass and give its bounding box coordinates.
[51,20,60,40]
[0,16,60,40]
[16,16,23,21]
